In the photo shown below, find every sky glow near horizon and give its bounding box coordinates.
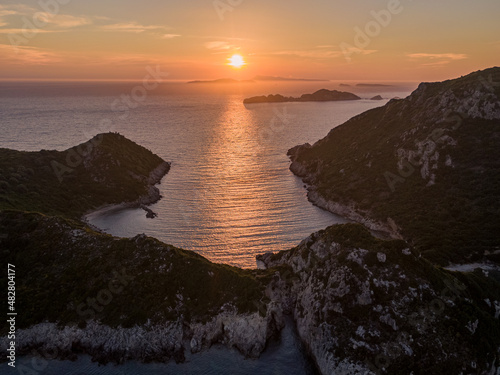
[0,0,498,81]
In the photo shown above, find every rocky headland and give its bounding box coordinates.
[288,67,500,266]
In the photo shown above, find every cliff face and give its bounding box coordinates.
[288,67,500,265]
[258,224,500,375]
[11,312,273,364]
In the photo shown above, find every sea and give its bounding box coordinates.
[0,79,416,374]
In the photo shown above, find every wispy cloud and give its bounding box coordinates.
[0,5,174,38]
[205,41,239,51]
[161,34,181,39]
[0,4,92,32]
[0,28,56,34]
[407,53,468,67]
[271,46,376,60]
[0,4,24,27]
[0,4,35,13]
[0,43,61,64]
[407,53,467,60]
[101,22,164,33]
[49,14,92,28]
[99,21,179,39]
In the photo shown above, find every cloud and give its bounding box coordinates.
[271,47,376,60]
[0,4,177,43]
[407,53,468,60]
[0,43,61,64]
[0,28,56,34]
[407,53,468,67]
[99,21,179,40]
[0,9,18,18]
[0,4,92,32]
[48,14,92,28]
[205,41,238,51]
[0,4,35,13]
[0,4,24,27]
[161,34,181,39]
[101,22,165,33]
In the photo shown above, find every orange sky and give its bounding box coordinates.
[0,0,499,81]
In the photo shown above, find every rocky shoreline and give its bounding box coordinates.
[7,308,282,365]
[288,144,402,240]
[82,161,170,222]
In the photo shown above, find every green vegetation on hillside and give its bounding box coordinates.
[0,133,168,219]
[289,67,500,265]
[0,210,263,332]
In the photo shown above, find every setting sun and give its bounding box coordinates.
[228,54,246,69]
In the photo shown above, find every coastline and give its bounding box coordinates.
[305,188,403,240]
[82,161,170,224]
[288,156,403,240]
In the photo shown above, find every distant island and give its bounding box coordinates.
[356,83,393,87]
[187,78,254,84]
[243,89,361,104]
[187,75,328,84]
[253,75,328,82]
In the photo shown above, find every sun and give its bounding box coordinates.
[228,54,246,68]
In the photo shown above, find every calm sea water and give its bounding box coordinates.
[0,80,415,374]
